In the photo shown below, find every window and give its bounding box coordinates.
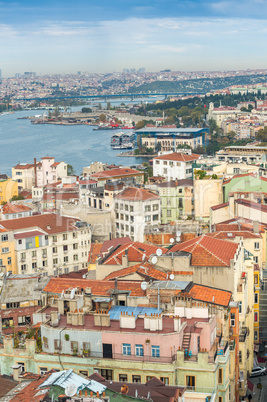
[71,341,78,352]
[79,370,88,376]
[254,330,258,341]
[130,206,134,212]
[153,214,159,221]
[119,374,128,382]
[218,368,223,384]
[63,234,68,240]
[122,343,131,355]
[64,267,69,274]
[145,215,151,222]
[219,398,223,402]
[32,262,37,269]
[63,245,68,252]
[239,301,242,314]
[54,339,61,351]
[32,250,37,257]
[255,312,258,322]
[254,256,259,263]
[39,367,48,375]
[146,376,155,382]
[179,188,182,193]
[239,351,242,363]
[135,344,144,356]
[179,198,183,208]
[132,375,141,383]
[73,254,78,261]
[53,247,57,254]
[254,242,260,250]
[43,337,48,348]
[230,313,235,327]
[7,257,11,265]
[52,235,57,242]
[18,316,31,325]
[73,243,78,250]
[151,345,160,358]
[145,205,151,212]
[186,376,195,390]
[42,260,47,267]
[1,234,8,241]
[21,264,26,271]
[100,369,113,380]
[17,362,25,373]
[53,258,58,265]
[255,275,259,285]
[160,377,169,385]
[153,204,158,211]
[167,210,171,217]
[83,342,90,353]
[2,247,9,253]
[255,293,259,304]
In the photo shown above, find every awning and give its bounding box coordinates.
[247,379,254,392]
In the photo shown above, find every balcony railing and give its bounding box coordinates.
[239,327,248,342]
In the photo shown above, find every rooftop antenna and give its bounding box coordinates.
[141,281,148,291]
[156,248,162,257]
[70,288,75,299]
[65,384,78,397]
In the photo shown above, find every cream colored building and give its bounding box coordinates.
[194,177,223,221]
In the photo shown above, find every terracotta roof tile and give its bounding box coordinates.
[9,372,50,402]
[43,278,146,297]
[153,152,200,162]
[210,202,229,211]
[88,243,103,264]
[0,213,83,235]
[1,203,32,214]
[207,231,261,239]
[115,187,160,201]
[90,167,143,179]
[104,262,168,281]
[188,284,232,307]
[169,235,238,267]
[102,242,168,265]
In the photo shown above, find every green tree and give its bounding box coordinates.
[81,107,92,113]
[10,194,24,201]
[67,164,76,176]
[135,120,146,130]
[99,113,106,122]
[256,127,267,143]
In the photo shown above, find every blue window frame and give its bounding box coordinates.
[135,344,144,356]
[151,345,160,358]
[122,343,131,355]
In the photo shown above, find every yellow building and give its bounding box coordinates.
[0,178,18,203]
[0,230,17,274]
[254,267,260,345]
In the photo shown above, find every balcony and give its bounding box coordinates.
[239,327,248,342]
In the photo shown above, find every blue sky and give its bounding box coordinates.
[1,0,267,76]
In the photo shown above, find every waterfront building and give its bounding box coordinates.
[216,145,267,165]
[152,152,200,181]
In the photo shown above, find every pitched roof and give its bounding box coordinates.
[90,167,143,179]
[114,187,160,201]
[235,198,267,213]
[88,243,103,264]
[104,262,168,281]
[0,376,18,398]
[43,278,146,297]
[206,231,261,240]
[169,235,238,267]
[0,213,83,235]
[1,203,32,215]
[9,372,50,402]
[153,152,200,162]
[187,284,232,307]
[100,237,131,254]
[13,163,34,170]
[102,242,168,265]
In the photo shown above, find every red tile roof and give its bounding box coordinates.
[115,187,160,201]
[169,235,238,266]
[210,202,229,211]
[13,163,34,170]
[88,243,103,264]
[0,213,83,235]
[100,237,131,254]
[9,372,50,402]
[102,242,168,265]
[153,152,200,162]
[104,262,168,281]
[188,284,232,307]
[51,162,60,167]
[1,203,32,215]
[42,192,79,201]
[235,198,267,213]
[206,231,261,240]
[43,278,146,297]
[90,167,143,180]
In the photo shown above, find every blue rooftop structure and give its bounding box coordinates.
[109,305,163,320]
[135,127,209,147]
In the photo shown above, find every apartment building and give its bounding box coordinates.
[0,203,32,220]
[0,213,91,276]
[89,167,144,186]
[0,178,18,203]
[152,152,200,181]
[114,187,161,242]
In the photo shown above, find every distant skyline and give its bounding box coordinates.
[1,0,267,77]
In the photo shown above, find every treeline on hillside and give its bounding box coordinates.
[130,74,267,94]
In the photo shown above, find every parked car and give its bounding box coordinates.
[249,366,267,378]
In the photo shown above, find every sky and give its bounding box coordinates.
[1,0,267,76]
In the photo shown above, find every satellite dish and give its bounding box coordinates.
[170,238,174,244]
[176,236,181,242]
[65,384,78,397]
[0,272,4,277]
[61,290,64,298]
[141,281,148,290]
[169,274,175,280]
[151,256,158,265]
[142,253,146,261]
[156,248,162,257]
[176,231,181,236]
[70,288,75,299]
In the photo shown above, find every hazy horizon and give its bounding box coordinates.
[1,0,267,77]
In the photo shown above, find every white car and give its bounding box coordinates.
[250,366,267,378]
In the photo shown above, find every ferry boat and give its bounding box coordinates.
[110,132,135,149]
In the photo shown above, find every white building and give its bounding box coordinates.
[114,187,161,242]
[0,213,91,276]
[152,152,200,181]
[36,157,68,187]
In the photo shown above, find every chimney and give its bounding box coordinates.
[34,158,37,187]
[12,365,22,382]
[253,220,259,234]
